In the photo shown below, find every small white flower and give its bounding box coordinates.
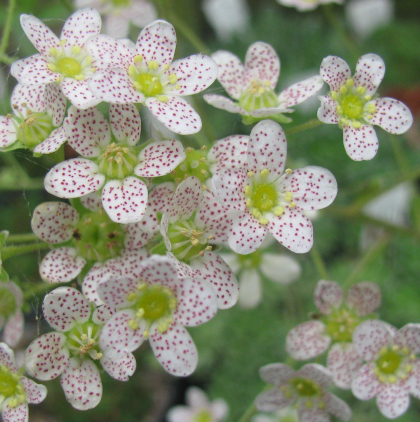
[318,54,413,160]
[0,281,24,348]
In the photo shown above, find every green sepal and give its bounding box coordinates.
[77,260,95,285]
[156,211,163,224]
[70,197,93,218]
[0,142,25,152]
[150,241,168,256]
[269,113,293,124]
[0,266,9,283]
[242,113,292,126]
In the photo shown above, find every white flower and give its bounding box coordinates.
[86,20,218,135]
[204,42,323,125]
[318,54,413,160]
[212,120,338,254]
[0,343,47,422]
[167,386,228,422]
[0,282,24,348]
[276,0,344,12]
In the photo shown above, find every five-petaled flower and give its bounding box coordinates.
[204,42,323,125]
[318,54,413,161]
[212,119,338,254]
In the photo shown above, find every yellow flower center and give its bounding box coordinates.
[239,79,279,112]
[324,308,361,342]
[0,366,26,408]
[56,57,82,77]
[193,410,213,422]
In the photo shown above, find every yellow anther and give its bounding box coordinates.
[285,191,293,202]
[128,319,139,330]
[274,206,284,216]
[158,322,168,333]
[157,96,168,102]
[143,330,149,338]
[330,91,338,100]
[258,87,265,94]
[136,308,145,318]
[200,169,207,175]
[208,234,214,239]
[71,45,81,55]
[84,218,92,225]
[205,246,212,251]
[336,105,343,115]
[290,201,296,209]
[85,55,92,65]
[367,104,376,114]
[199,157,207,163]
[134,55,143,63]
[340,118,350,126]
[8,398,19,408]
[163,64,170,70]
[137,282,147,291]
[285,168,292,174]
[80,334,88,341]
[339,85,348,94]
[405,364,412,373]
[260,168,270,178]
[252,209,261,219]
[264,80,271,86]
[60,39,67,46]
[175,84,181,90]
[352,121,362,129]
[388,375,397,383]
[148,60,159,70]
[401,374,407,380]
[346,79,354,87]
[246,198,253,208]
[392,345,400,351]
[116,157,123,165]
[74,74,85,81]
[50,47,58,56]
[191,238,199,246]
[259,217,269,225]
[364,95,372,101]
[90,67,96,73]
[47,63,58,72]
[247,171,254,177]
[128,65,137,77]
[201,145,207,151]
[374,367,380,376]
[127,292,137,301]
[108,156,114,163]
[367,114,373,120]
[168,74,178,84]
[356,86,366,94]
[6,113,12,119]
[244,185,252,195]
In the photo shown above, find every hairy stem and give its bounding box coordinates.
[0,0,16,59]
[2,242,50,260]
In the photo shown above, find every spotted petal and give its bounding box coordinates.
[1,401,28,422]
[20,376,47,404]
[0,117,17,148]
[145,96,202,135]
[97,276,138,309]
[110,103,141,145]
[346,281,381,316]
[60,8,101,47]
[16,55,60,85]
[86,34,134,68]
[320,56,351,92]
[149,323,198,377]
[297,363,333,389]
[25,332,70,380]
[11,84,45,115]
[370,98,413,134]
[314,280,343,314]
[80,190,103,211]
[45,83,67,127]
[353,320,392,361]
[34,126,67,155]
[394,324,420,355]
[212,169,247,211]
[60,357,102,410]
[61,78,101,110]
[255,387,295,413]
[101,176,148,224]
[44,158,105,198]
[343,123,379,161]
[0,343,17,371]
[353,54,385,96]
[377,381,411,419]
[352,362,381,400]
[4,310,24,348]
[31,201,78,244]
[208,135,248,175]
[317,95,339,124]
[100,350,136,381]
[203,94,247,115]
[259,362,295,386]
[278,75,324,108]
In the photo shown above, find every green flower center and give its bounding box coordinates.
[167,219,213,263]
[98,142,140,179]
[56,57,82,77]
[0,287,17,318]
[134,73,163,97]
[14,112,54,149]
[66,322,103,360]
[377,350,401,375]
[323,308,360,343]
[253,184,277,211]
[72,210,125,261]
[239,79,279,112]
[193,410,213,422]
[289,378,321,397]
[127,283,177,336]
[173,147,210,184]
[341,95,363,119]
[111,0,131,6]
[0,366,26,408]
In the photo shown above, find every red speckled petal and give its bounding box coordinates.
[297,363,332,389]
[110,103,141,145]
[45,83,67,127]
[255,387,295,413]
[86,35,134,68]
[376,382,410,419]
[314,280,343,313]
[1,401,28,422]
[212,169,247,211]
[353,320,393,361]
[343,124,379,161]
[21,376,47,404]
[370,97,413,135]
[278,75,324,108]
[352,362,381,400]
[17,55,60,85]
[0,343,17,371]
[346,281,381,316]
[101,350,136,381]
[34,126,67,155]
[317,95,339,124]
[11,84,45,115]
[208,134,248,175]
[80,191,103,211]
[394,324,420,355]
[60,8,101,47]
[320,55,351,92]
[0,117,17,148]
[4,310,24,348]
[203,94,247,115]
[353,54,385,96]
[61,78,101,110]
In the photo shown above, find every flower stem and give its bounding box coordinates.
[23,281,63,300]
[2,242,50,260]
[0,52,14,65]
[389,134,411,178]
[237,403,257,422]
[285,119,322,137]
[0,0,16,59]
[6,234,38,243]
[310,245,328,280]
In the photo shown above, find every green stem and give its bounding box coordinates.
[389,134,410,178]
[0,0,16,58]
[24,281,63,300]
[285,119,322,137]
[6,234,38,243]
[0,178,45,191]
[310,245,328,280]
[0,52,14,65]
[237,403,257,422]
[2,242,50,260]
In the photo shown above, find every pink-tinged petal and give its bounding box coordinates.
[268,209,313,253]
[286,321,330,360]
[238,268,261,309]
[134,140,185,177]
[20,14,60,59]
[327,343,363,390]
[138,255,178,288]
[0,117,17,148]
[44,158,105,198]
[320,56,351,92]
[43,287,90,332]
[255,387,295,413]
[353,54,385,96]
[212,169,247,211]
[64,106,110,157]
[260,253,301,284]
[92,304,116,325]
[86,35,134,68]
[317,95,339,124]
[0,343,17,371]
[60,357,102,410]
[101,177,148,224]
[409,361,420,398]
[352,362,381,400]
[34,126,67,154]
[280,166,337,211]
[376,381,410,419]
[20,376,47,404]
[191,252,239,309]
[88,68,145,104]
[101,350,136,381]
[370,97,413,134]
[17,55,60,85]
[60,8,101,47]
[61,78,101,110]
[45,83,67,126]
[102,249,150,282]
[278,75,324,108]
[83,263,111,305]
[244,42,279,89]
[394,324,420,354]
[175,277,217,327]
[145,96,202,135]
[110,103,141,145]
[259,362,295,386]
[166,54,217,96]
[314,280,343,314]
[99,309,146,353]
[11,84,45,115]
[323,392,352,421]
[346,281,381,316]
[228,212,267,254]
[353,320,393,361]
[97,276,137,309]
[150,323,198,376]
[247,120,287,179]
[31,201,78,244]
[126,0,157,27]
[297,363,332,389]
[208,134,248,175]
[343,123,379,161]
[297,408,329,422]
[80,191,103,211]
[25,332,69,380]
[1,401,28,422]
[136,20,176,66]
[211,50,245,100]
[203,94,247,115]
[4,310,24,348]
[39,247,86,283]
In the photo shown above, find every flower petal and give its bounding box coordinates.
[346,281,381,316]
[80,190,103,211]
[101,176,148,224]
[255,387,294,413]
[25,332,69,380]
[86,34,134,68]
[248,106,293,118]
[203,94,247,115]
[39,247,86,283]
[60,8,101,47]
[297,363,333,388]
[259,362,295,386]
[1,401,28,422]
[145,96,202,135]
[376,381,410,419]
[45,83,67,127]
[353,320,393,361]
[60,357,102,410]
[11,84,45,115]
[343,124,379,161]
[394,324,420,354]
[127,0,157,27]
[260,253,301,284]
[238,268,262,309]
[166,54,217,96]
[370,97,413,134]
[92,304,116,325]
[21,376,47,404]
[314,280,343,314]
[17,55,60,85]
[320,56,351,92]
[97,276,138,309]
[278,75,324,108]
[211,50,245,100]
[0,117,17,148]
[4,310,24,348]
[297,408,329,422]
[110,103,141,145]
[0,343,17,371]
[244,42,279,89]
[44,158,105,198]
[212,169,247,211]
[60,78,101,110]
[286,321,330,360]
[317,95,339,124]
[353,54,385,96]
[149,323,198,376]
[352,362,381,400]
[34,126,67,155]
[100,350,136,381]
[43,287,91,332]
[31,201,78,244]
